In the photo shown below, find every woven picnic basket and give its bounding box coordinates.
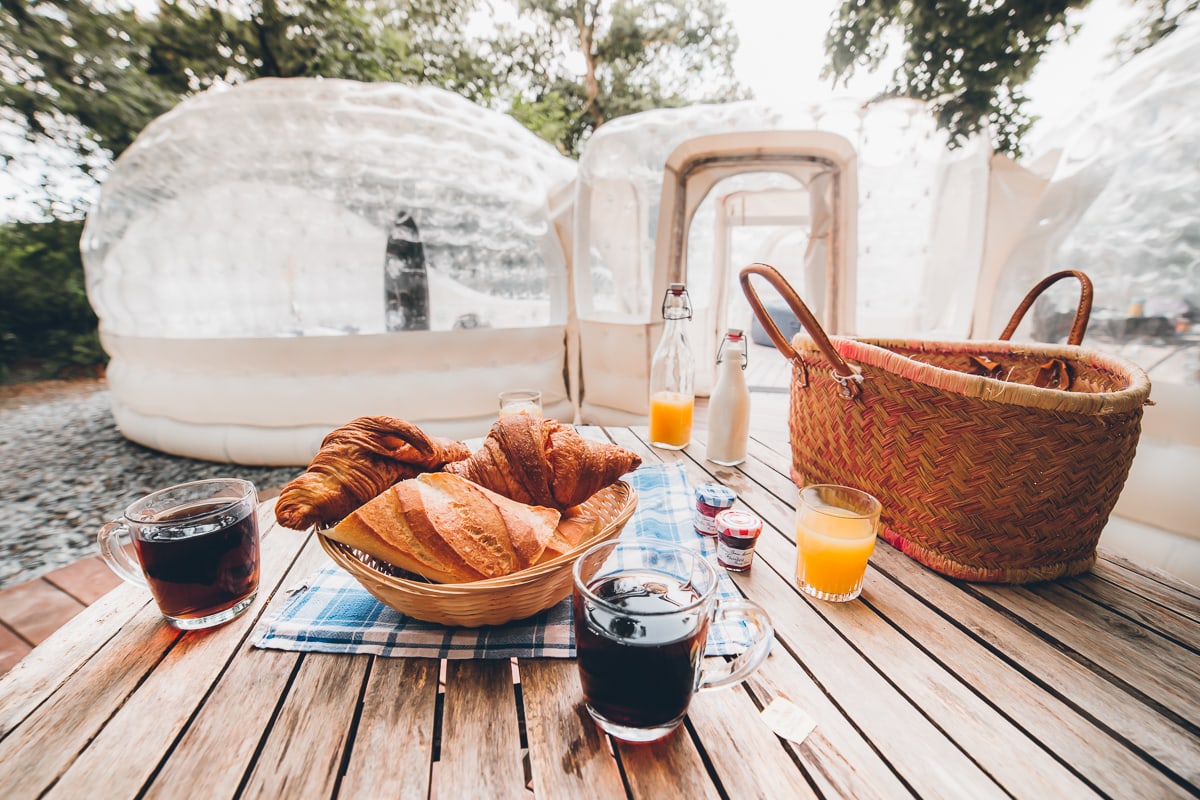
[318,480,637,626]
[740,263,1152,583]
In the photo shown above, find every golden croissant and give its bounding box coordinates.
[444,414,641,510]
[327,472,561,583]
[274,416,471,530]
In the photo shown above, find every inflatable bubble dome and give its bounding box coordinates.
[82,78,577,465]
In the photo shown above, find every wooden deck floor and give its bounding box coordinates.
[0,344,796,677]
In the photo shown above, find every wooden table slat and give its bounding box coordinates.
[0,581,150,740]
[870,542,1200,786]
[745,661,916,800]
[973,581,1200,726]
[439,660,527,800]
[338,657,440,800]
[520,660,627,799]
[860,568,1190,798]
[143,533,330,800]
[242,651,371,799]
[685,679,820,800]
[1099,552,1200,605]
[1062,571,1200,649]
[616,729,723,800]
[0,603,179,798]
[45,522,312,799]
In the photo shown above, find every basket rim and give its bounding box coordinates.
[318,480,638,592]
[790,334,1151,414]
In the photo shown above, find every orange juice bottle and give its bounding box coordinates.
[648,284,694,449]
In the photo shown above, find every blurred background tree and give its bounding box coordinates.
[497,0,743,155]
[824,0,1196,156]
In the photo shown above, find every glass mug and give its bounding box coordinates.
[498,389,542,418]
[97,478,262,630]
[795,484,882,602]
[572,539,774,743]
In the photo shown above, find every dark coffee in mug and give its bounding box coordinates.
[133,500,260,621]
[574,571,709,730]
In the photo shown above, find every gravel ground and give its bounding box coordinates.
[0,379,303,589]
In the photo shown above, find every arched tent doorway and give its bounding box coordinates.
[574,130,858,423]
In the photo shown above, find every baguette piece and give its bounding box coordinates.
[444,415,641,510]
[326,472,561,583]
[275,416,471,530]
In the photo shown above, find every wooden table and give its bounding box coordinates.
[3,425,1198,799]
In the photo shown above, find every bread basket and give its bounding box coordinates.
[318,480,638,626]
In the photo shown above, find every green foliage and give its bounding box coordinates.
[500,0,744,155]
[0,0,497,193]
[0,220,105,380]
[824,0,1196,156]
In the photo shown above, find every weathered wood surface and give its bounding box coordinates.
[1,428,1197,799]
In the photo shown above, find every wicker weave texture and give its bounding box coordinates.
[789,337,1149,583]
[320,481,638,626]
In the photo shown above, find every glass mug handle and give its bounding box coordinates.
[698,599,773,691]
[97,521,148,587]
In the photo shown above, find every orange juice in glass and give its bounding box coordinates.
[649,390,693,449]
[795,485,881,602]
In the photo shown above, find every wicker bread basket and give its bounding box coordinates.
[741,263,1152,584]
[318,480,637,626]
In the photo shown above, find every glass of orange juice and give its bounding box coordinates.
[795,485,881,602]
[648,390,693,449]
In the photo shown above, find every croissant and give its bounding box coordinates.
[326,472,561,583]
[444,415,641,510]
[274,416,471,530]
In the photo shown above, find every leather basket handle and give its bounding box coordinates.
[998,269,1093,345]
[739,263,856,382]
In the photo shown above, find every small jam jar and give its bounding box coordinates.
[694,483,737,536]
[716,509,763,572]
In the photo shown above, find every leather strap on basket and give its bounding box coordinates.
[997,269,1093,345]
[990,269,1093,390]
[739,263,861,398]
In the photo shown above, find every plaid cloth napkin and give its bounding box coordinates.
[252,462,755,659]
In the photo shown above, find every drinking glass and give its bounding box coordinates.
[97,478,261,629]
[572,539,773,742]
[498,389,542,418]
[794,484,881,602]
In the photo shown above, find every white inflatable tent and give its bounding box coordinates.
[83,79,577,465]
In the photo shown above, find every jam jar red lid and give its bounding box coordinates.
[715,509,763,538]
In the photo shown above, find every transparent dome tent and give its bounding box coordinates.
[83,79,577,465]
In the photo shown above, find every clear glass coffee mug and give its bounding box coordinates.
[97,478,262,630]
[572,539,774,743]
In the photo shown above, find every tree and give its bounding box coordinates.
[1,0,497,216]
[823,0,1197,156]
[0,219,103,379]
[498,0,745,155]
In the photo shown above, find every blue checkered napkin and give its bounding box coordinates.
[252,462,755,658]
[251,567,574,659]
